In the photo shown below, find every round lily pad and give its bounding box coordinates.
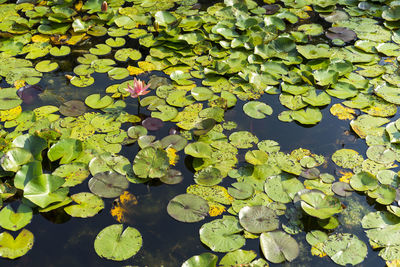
[35,60,58,72]
[350,171,379,191]
[243,101,273,119]
[17,85,43,105]
[88,171,129,198]
[89,44,111,56]
[127,126,148,139]
[199,216,245,252]
[326,27,357,42]
[167,193,209,223]
[85,94,113,109]
[228,182,254,200]
[160,135,187,151]
[184,142,212,158]
[194,166,222,186]
[191,87,214,101]
[159,169,183,185]
[70,76,94,87]
[59,100,87,117]
[182,253,218,267]
[64,192,104,218]
[331,182,353,197]
[331,149,363,169]
[366,145,396,165]
[300,190,343,219]
[142,117,163,131]
[94,224,142,261]
[49,46,71,57]
[0,88,22,110]
[238,206,279,234]
[323,233,367,266]
[260,230,299,263]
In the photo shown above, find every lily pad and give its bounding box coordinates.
[300,190,343,219]
[323,233,367,266]
[350,171,379,191]
[88,171,129,198]
[182,253,218,267]
[194,167,222,186]
[35,60,58,72]
[0,88,22,110]
[59,100,87,117]
[260,230,299,263]
[238,206,279,234]
[64,192,104,218]
[0,229,34,259]
[199,216,245,252]
[228,182,254,200]
[132,147,169,178]
[85,94,113,109]
[326,27,357,42]
[243,101,273,119]
[167,193,209,223]
[0,204,32,231]
[142,117,163,131]
[94,224,142,261]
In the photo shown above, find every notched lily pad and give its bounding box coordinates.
[167,193,209,223]
[88,171,129,198]
[238,206,279,234]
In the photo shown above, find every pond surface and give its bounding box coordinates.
[1,0,400,266]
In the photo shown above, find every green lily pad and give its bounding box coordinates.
[260,230,299,263]
[132,147,169,178]
[70,75,94,87]
[300,190,343,219]
[48,138,82,164]
[64,192,104,218]
[0,88,22,110]
[0,204,32,231]
[53,162,90,187]
[194,166,222,186]
[290,107,322,125]
[1,148,33,172]
[160,135,187,151]
[88,171,129,198]
[23,173,69,208]
[108,67,129,80]
[127,125,148,139]
[191,87,214,101]
[85,94,113,109]
[159,169,183,185]
[228,182,254,200]
[185,142,212,158]
[219,249,257,267]
[182,253,218,267]
[35,60,58,72]
[12,134,46,160]
[49,46,71,57]
[105,37,126,48]
[264,173,304,203]
[229,131,258,149]
[368,185,396,205]
[243,101,273,119]
[114,48,141,61]
[0,229,34,259]
[331,149,363,169]
[94,224,142,261]
[89,44,111,56]
[323,233,367,266]
[238,206,279,234]
[350,171,379,191]
[199,216,245,252]
[366,146,396,165]
[167,193,209,223]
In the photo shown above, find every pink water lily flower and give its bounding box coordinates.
[125,78,151,98]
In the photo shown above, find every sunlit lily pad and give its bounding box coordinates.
[35,60,58,72]
[199,216,245,252]
[167,193,209,223]
[182,252,218,267]
[70,75,94,87]
[185,142,212,158]
[88,171,129,198]
[89,44,111,56]
[326,27,357,42]
[331,149,363,169]
[350,171,379,191]
[0,229,34,259]
[132,147,169,178]
[219,249,257,266]
[194,167,222,186]
[85,94,113,109]
[238,206,278,234]
[0,204,32,231]
[323,233,367,266]
[64,192,104,218]
[300,190,343,219]
[243,101,273,119]
[94,224,142,261]
[264,173,304,203]
[260,230,299,263]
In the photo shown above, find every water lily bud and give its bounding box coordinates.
[101,1,108,12]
